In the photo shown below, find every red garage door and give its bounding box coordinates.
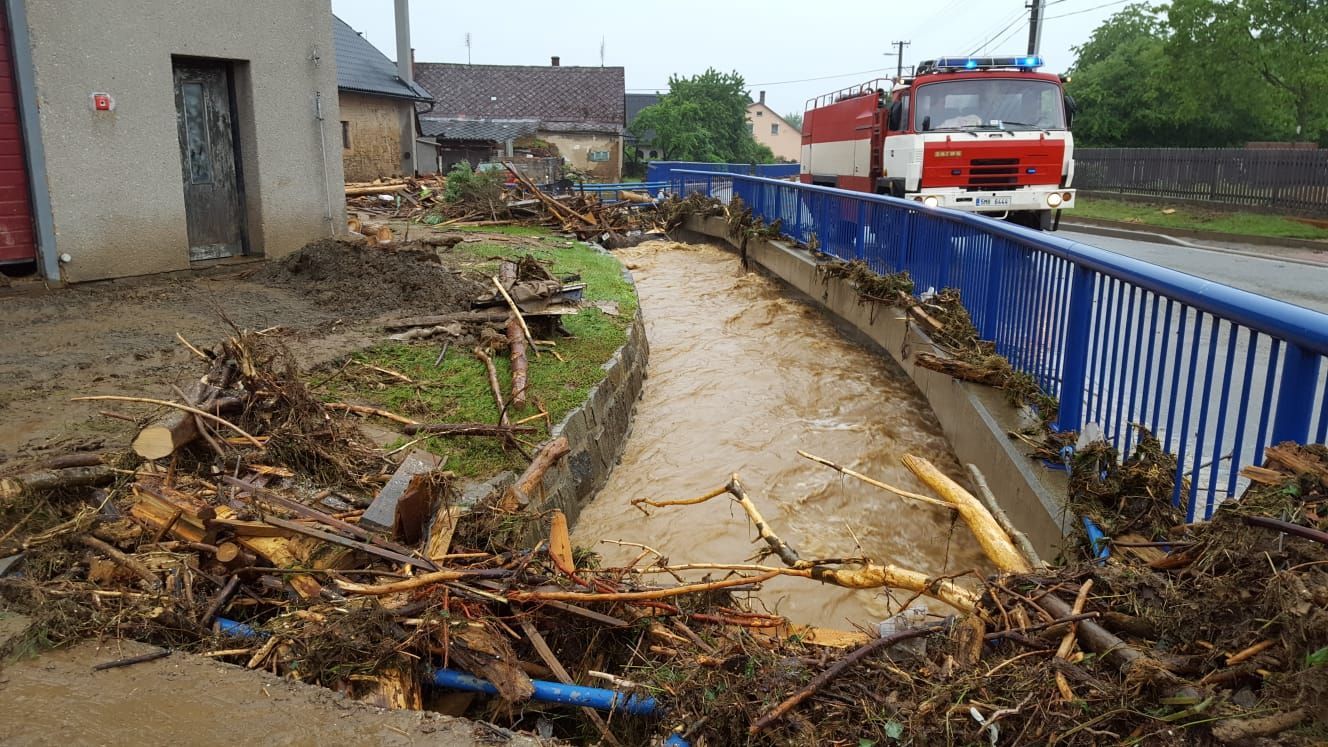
[0,6,34,265]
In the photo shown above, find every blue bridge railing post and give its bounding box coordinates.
[1271,344,1321,444]
[854,201,867,260]
[1056,264,1097,433]
[980,244,1006,341]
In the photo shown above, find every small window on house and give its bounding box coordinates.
[747,122,754,134]
[771,123,779,135]
[588,150,610,162]
[341,121,351,149]
[755,110,763,116]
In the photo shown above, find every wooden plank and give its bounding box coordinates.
[362,450,442,531]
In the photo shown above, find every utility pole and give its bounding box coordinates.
[1026,0,1044,57]
[891,40,910,78]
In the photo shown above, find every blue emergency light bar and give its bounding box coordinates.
[919,56,1043,73]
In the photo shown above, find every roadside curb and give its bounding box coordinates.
[1063,221,1328,269]
[1062,217,1328,252]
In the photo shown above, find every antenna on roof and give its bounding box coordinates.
[600,36,605,67]
[465,32,472,65]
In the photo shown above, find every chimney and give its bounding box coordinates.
[759,90,766,105]
[551,55,560,67]
[393,0,412,83]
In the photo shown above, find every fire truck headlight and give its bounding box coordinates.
[922,196,939,208]
[1046,193,1064,207]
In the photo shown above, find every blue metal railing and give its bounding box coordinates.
[573,181,667,202]
[646,161,799,184]
[672,170,1328,520]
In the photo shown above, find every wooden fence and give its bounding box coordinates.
[1073,148,1328,214]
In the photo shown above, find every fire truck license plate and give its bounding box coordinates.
[975,197,1012,207]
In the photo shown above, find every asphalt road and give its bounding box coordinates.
[1050,227,1328,516]
[1058,227,1328,314]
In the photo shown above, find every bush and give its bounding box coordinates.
[443,162,503,207]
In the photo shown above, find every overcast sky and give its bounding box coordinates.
[332,0,1162,117]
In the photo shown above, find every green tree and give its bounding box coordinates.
[631,69,775,163]
[783,111,804,131]
[1065,2,1302,146]
[1167,0,1328,143]
[1065,4,1178,146]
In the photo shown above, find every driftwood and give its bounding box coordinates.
[473,348,508,427]
[913,351,1008,386]
[402,423,535,437]
[0,465,117,504]
[901,455,1032,573]
[966,463,1045,567]
[749,622,947,734]
[499,436,570,510]
[500,261,529,407]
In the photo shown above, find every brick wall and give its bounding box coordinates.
[339,92,406,182]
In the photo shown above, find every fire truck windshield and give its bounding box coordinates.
[914,78,1065,132]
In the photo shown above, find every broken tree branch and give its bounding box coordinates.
[966,463,1044,568]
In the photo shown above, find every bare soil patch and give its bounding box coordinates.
[0,238,480,461]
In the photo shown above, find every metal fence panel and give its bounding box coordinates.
[646,161,799,184]
[674,170,1328,519]
[1074,148,1328,213]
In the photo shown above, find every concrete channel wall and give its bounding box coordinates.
[681,215,1073,559]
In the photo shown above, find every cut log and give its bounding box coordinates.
[501,261,529,407]
[547,510,574,575]
[0,465,117,505]
[131,355,241,460]
[214,542,256,572]
[352,662,423,710]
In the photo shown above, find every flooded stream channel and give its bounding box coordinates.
[573,240,987,629]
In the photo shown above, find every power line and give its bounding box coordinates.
[970,10,1029,56]
[1044,0,1130,20]
[625,65,897,92]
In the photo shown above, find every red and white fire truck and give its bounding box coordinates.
[800,55,1076,230]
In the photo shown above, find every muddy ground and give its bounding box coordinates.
[0,613,539,746]
[0,239,482,462]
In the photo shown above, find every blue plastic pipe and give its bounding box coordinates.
[1081,516,1111,561]
[216,617,266,639]
[431,668,659,716]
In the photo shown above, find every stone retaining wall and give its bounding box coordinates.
[527,272,648,526]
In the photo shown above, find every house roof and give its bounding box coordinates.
[625,93,660,125]
[419,117,540,143]
[414,63,625,133]
[333,16,432,102]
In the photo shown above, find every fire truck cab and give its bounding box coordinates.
[800,55,1076,230]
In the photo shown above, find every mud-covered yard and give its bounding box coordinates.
[0,238,481,460]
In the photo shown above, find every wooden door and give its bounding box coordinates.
[172,60,245,261]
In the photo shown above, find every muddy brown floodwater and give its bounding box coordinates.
[573,240,987,629]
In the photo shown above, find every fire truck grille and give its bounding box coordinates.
[966,158,1020,189]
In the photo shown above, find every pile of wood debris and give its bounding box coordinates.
[2,233,1325,743]
[345,164,656,244]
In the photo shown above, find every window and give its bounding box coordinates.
[771,123,779,135]
[755,110,763,116]
[913,78,1066,131]
[341,121,351,149]
[180,82,213,184]
[747,122,754,134]
[588,150,610,162]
